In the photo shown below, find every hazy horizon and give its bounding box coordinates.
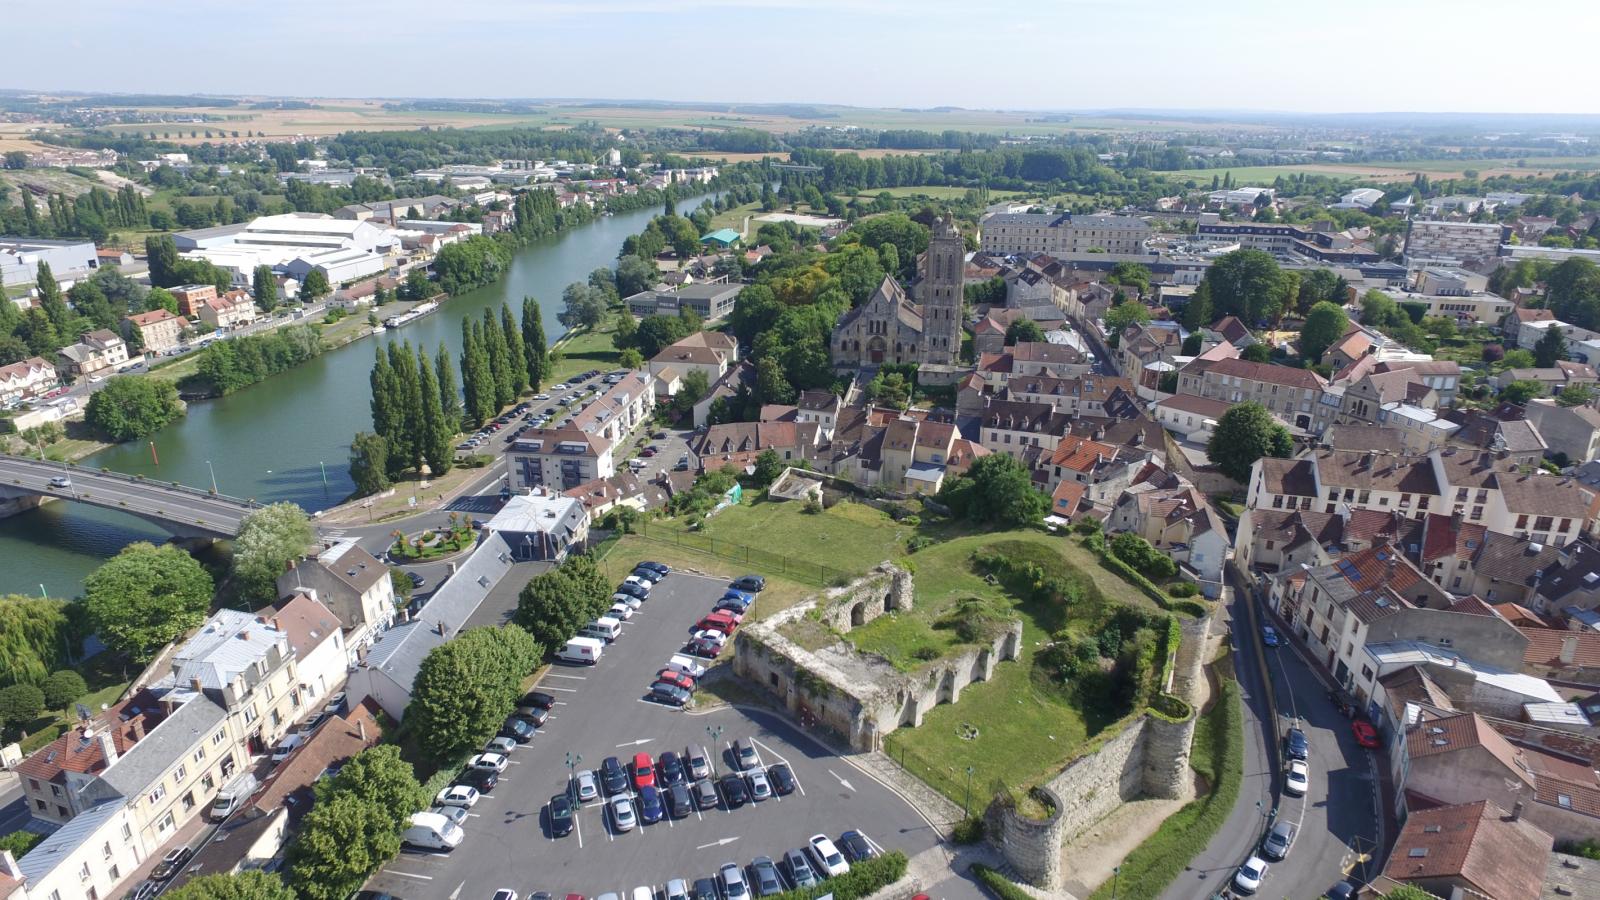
[13,0,1600,116]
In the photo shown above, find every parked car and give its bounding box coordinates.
[631,566,664,584]
[1262,822,1294,861]
[651,683,692,707]
[838,830,877,862]
[516,706,552,727]
[151,847,194,881]
[687,749,711,780]
[499,717,535,743]
[1351,720,1382,749]
[718,863,749,900]
[549,794,575,837]
[718,589,755,609]
[658,751,687,785]
[697,611,740,634]
[1285,760,1309,796]
[1325,882,1357,900]
[690,878,718,900]
[686,638,722,658]
[749,857,783,898]
[435,784,479,808]
[1284,727,1309,761]
[768,763,797,796]
[783,848,819,888]
[1261,625,1281,647]
[609,602,636,620]
[609,796,637,832]
[461,767,498,793]
[613,592,645,609]
[600,756,629,795]
[572,769,600,803]
[469,752,509,774]
[521,690,556,710]
[732,575,766,592]
[617,581,649,600]
[691,629,729,649]
[666,781,694,818]
[637,785,664,824]
[637,561,670,577]
[654,670,696,692]
[746,769,773,802]
[720,773,750,808]
[664,879,689,900]
[733,739,762,771]
[693,778,720,810]
[1233,856,1267,895]
[485,736,518,756]
[713,598,750,616]
[632,752,656,790]
[808,834,850,877]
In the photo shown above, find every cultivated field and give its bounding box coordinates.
[1158,156,1600,184]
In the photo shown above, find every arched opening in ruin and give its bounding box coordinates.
[882,591,893,613]
[850,602,866,627]
[938,670,955,704]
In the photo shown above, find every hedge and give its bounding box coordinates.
[971,864,1034,900]
[764,851,908,900]
[1083,533,1208,618]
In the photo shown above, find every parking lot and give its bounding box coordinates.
[361,569,943,899]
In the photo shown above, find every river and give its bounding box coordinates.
[0,195,722,596]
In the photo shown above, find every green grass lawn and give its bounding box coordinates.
[547,320,622,386]
[709,201,763,235]
[851,185,1022,200]
[17,656,133,755]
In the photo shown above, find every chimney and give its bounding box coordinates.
[436,621,446,637]
[190,676,203,693]
[1511,800,1525,821]
[271,616,281,632]
[1561,635,1580,666]
[255,615,268,625]
[0,849,21,881]
[97,729,119,768]
[129,715,146,741]
[357,719,367,742]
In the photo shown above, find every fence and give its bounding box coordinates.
[627,519,845,587]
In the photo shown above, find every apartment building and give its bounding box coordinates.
[1526,399,1600,464]
[567,371,655,447]
[1193,218,1379,263]
[56,330,130,381]
[1403,219,1507,266]
[123,309,185,355]
[508,427,614,491]
[649,332,737,390]
[0,357,57,403]
[168,284,217,317]
[197,292,257,331]
[276,540,396,654]
[1182,357,1328,431]
[978,399,1070,458]
[979,212,1150,256]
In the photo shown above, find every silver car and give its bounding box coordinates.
[610,796,637,832]
[573,769,599,803]
[745,769,773,801]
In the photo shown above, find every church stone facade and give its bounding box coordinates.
[831,214,965,370]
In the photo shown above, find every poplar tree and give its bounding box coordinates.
[369,349,399,470]
[435,341,461,434]
[500,303,528,396]
[416,349,453,475]
[521,296,547,390]
[482,308,514,409]
[387,342,423,473]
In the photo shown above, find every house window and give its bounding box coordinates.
[27,778,39,791]
[122,823,132,841]
[173,764,186,784]
[1516,514,1529,529]
[193,748,205,763]
[1361,665,1374,680]
[102,841,112,860]
[212,730,226,746]
[181,792,195,812]
[80,862,90,882]
[1273,496,1284,509]
[148,785,166,805]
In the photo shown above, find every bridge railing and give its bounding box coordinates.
[2,454,262,510]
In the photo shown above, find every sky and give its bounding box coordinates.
[11,0,1600,115]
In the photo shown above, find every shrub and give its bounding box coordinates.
[759,851,907,900]
[0,684,46,731]
[1167,582,1200,598]
[1073,517,1101,535]
[41,670,88,709]
[802,497,822,514]
[951,816,987,845]
[906,535,937,553]
[971,864,1033,900]
[912,646,942,662]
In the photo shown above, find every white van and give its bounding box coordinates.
[208,772,259,820]
[403,811,464,851]
[580,616,622,643]
[557,636,604,665]
[664,655,706,679]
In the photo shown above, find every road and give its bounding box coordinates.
[0,453,259,537]
[1161,579,1380,900]
[0,777,28,836]
[360,570,943,899]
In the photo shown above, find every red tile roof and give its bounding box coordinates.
[1382,800,1551,900]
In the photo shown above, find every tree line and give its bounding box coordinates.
[0,185,149,243]
[191,325,323,396]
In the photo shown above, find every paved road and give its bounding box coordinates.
[0,777,28,836]
[360,569,942,900]
[1161,583,1380,900]
[0,454,259,536]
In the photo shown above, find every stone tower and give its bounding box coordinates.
[920,214,964,367]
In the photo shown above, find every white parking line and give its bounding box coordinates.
[546,673,587,680]
[575,805,584,848]
[385,871,435,881]
[543,686,580,693]
[751,737,805,797]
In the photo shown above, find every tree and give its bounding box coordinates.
[0,685,45,734]
[387,342,423,473]
[632,314,692,359]
[1359,290,1405,328]
[459,324,495,427]
[514,554,613,651]
[557,283,606,330]
[500,304,529,397]
[162,872,297,900]
[1005,319,1046,345]
[755,356,795,405]
[1499,379,1544,406]
[673,369,710,417]
[1109,532,1177,580]
[1206,402,1292,483]
[1535,325,1569,368]
[937,454,1046,529]
[314,745,427,834]
[1104,301,1152,335]
[416,351,453,476]
[1108,261,1152,297]
[480,308,515,409]
[348,432,391,498]
[0,595,79,687]
[232,503,313,604]
[619,348,644,369]
[435,342,461,433]
[84,542,213,661]
[521,296,547,390]
[300,268,331,302]
[287,791,401,900]
[752,449,785,487]
[408,626,540,762]
[615,255,656,297]
[83,376,183,442]
[41,670,87,709]
[1239,343,1272,363]
[146,287,179,315]
[1558,383,1594,407]
[1299,301,1348,362]
[1198,249,1289,324]
[252,265,278,312]
[1180,281,1214,331]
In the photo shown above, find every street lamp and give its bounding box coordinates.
[565,751,582,789]
[706,724,724,753]
[963,765,974,817]
[1111,866,1120,899]
[205,459,218,494]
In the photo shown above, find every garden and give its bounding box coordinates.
[388,513,477,561]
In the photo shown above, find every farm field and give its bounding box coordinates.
[1159,156,1600,184]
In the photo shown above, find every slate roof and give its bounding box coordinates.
[1316,449,1440,494]
[166,609,289,693]
[1536,541,1600,605]
[1258,458,1318,497]
[14,801,126,886]
[1471,531,1564,589]
[1383,800,1551,900]
[95,693,228,801]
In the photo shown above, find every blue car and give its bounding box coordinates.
[719,589,755,609]
[1261,625,1281,648]
[637,785,664,824]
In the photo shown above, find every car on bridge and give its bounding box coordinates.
[48,475,71,488]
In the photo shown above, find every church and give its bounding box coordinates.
[830,214,964,370]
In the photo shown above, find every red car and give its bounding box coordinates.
[632,752,656,790]
[697,611,739,634]
[1351,720,1381,749]
[654,670,696,692]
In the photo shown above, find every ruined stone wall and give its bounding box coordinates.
[992,787,1066,890]
[816,563,915,633]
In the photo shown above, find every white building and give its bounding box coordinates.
[176,213,399,288]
